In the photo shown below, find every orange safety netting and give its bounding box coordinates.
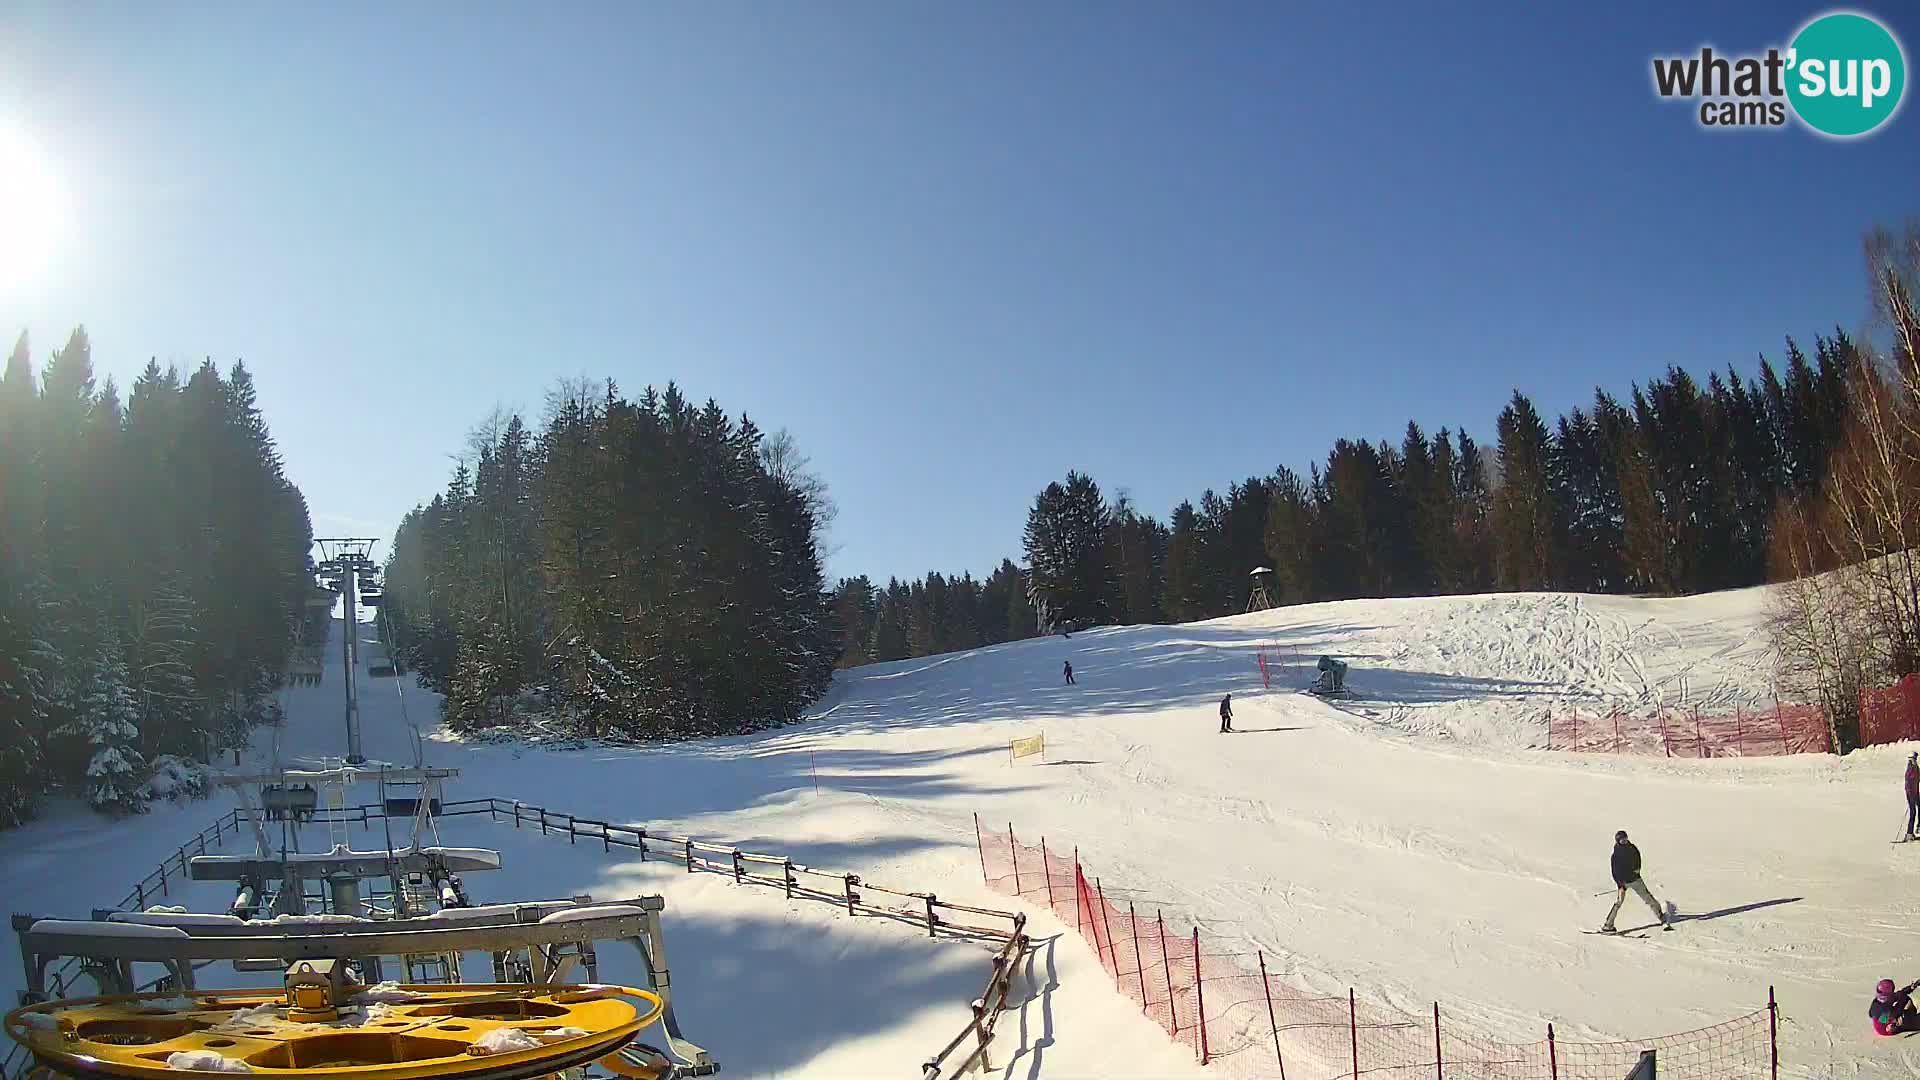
[1860,675,1920,748]
[977,819,1775,1079]
[1546,703,1830,758]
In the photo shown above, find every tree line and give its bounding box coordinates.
[0,329,315,823]
[382,381,838,739]
[838,226,1913,686]
[835,336,1854,665]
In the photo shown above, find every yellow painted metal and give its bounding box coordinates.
[4,985,664,1079]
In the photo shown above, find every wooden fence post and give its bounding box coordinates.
[1073,848,1082,932]
[159,861,168,897]
[637,828,647,861]
[1349,989,1359,1080]
[1433,1002,1442,1080]
[1008,824,1020,896]
[1259,951,1284,1079]
[1044,837,1059,910]
[567,815,576,844]
[732,849,744,884]
[1194,928,1209,1065]
[1129,903,1150,1019]
[684,838,694,872]
[971,998,992,1071]
[1096,879,1118,977]
[844,873,860,917]
[784,859,795,900]
[974,814,988,886]
[1547,1023,1558,1080]
[538,808,547,835]
[602,823,610,853]
[1769,986,1779,1080]
[1160,911,1178,1038]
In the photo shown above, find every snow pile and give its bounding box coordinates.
[146,756,210,802]
[466,1027,542,1055]
[353,982,424,1004]
[164,1050,251,1072]
[536,904,649,925]
[214,1004,282,1029]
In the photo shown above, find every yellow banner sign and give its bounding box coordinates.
[1009,735,1044,763]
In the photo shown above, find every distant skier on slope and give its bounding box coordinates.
[1601,830,1672,933]
[1869,978,1919,1036]
[1904,752,1919,841]
[1063,660,1075,686]
[1219,693,1234,733]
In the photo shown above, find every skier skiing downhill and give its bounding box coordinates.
[1904,752,1919,841]
[1219,693,1234,733]
[1869,978,1920,1036]
[1602,830,1672,933]
[1063,660,1075,686]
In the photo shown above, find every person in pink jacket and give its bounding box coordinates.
[1870,978,1918,1036]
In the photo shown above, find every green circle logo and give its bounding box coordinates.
[1787,11,1906,137]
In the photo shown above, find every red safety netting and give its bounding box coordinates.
[1860,675,1920,748]
[1546,703,1830,758]
[977,818,1775,1079]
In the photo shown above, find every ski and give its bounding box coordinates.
[1582,930,1649,939]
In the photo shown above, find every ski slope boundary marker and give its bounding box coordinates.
[979,817,1781,1079]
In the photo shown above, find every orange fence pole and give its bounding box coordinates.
[1349,989,1360,1080]
[1434,1002,1443,1080]
[974,813,988,885]
[1194,927,1209,1065]
[1097,878,1118,977]
[1260,951,1285,1080]
[1129,902,1150,1019]
[1042,838,1057,913]
[1160,910,1178,1038]
[1009,823,1020,896]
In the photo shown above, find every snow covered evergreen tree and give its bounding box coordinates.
[64,627,148,816]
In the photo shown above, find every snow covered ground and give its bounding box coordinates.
[4,586,1918,1079]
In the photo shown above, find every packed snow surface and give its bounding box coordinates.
[1,586,1916,1079]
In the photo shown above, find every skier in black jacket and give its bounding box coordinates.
[1602,830,1671,933]
[1219,694,1234,733]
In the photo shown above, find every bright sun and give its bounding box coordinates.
[0,123,68,293]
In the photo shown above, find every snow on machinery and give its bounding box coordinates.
[3,763,716,1079]
[5,897,711,1079]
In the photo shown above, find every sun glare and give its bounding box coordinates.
[0,123,67,293]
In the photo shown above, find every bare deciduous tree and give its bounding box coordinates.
[1770,221,1920,751]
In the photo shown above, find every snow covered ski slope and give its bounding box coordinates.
[4,586,1918,1078]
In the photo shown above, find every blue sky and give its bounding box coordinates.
[2,3,1915,583]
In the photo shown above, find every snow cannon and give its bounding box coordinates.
[1309,656,1349,697]
[3,982,667,1079]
